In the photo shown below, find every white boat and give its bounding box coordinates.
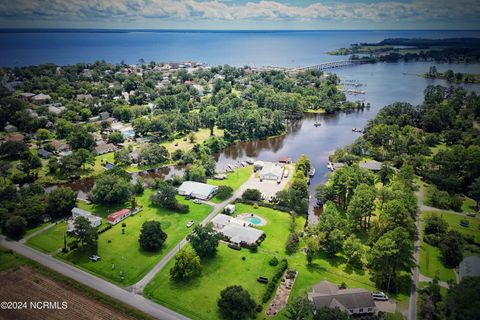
[327,162,334,171]
[309,167,316,177]
[246,158,254,164]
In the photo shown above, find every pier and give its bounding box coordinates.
[289,59,372,72]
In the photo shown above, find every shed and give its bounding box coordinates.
[259,163,283,181]
[359,160,383,171]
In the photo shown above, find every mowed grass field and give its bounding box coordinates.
[207,165,253,203]
[27,189,212,286]
[419,211,480,282]
[144,204,397,320]
[27,222,70,254]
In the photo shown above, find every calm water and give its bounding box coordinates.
[2,29,480,67]
[5,29,479,217]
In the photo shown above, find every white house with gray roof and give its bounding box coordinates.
[459,255,480,280]
[177,181,218,200]
[211,214,264,245]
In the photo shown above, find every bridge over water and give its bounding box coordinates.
[288,59,373,72]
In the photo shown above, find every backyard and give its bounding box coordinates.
[144,204,405,319]
[27,189,213,286]
[207,165,253,202]
[419,210,480,282]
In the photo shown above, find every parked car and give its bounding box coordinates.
[372,292,388,301]
[261,193,267,200]
[460,219,470,227]
[466,212,476,217]
[268,195,275,202]
[89,255,101,262]
[186,220,195,228]
[193,199,201,204]
[284,170,289,178]
[277,178,281,184]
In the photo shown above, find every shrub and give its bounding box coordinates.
[285,232,300,254]
[249,243,258,253]
[424,234,443,247]
[255,305,263,313]
[241,256,246,260]
[97,225,113,234]
[253,203,259,209]
[242,189,262,201]
[176,203,190,213]
[269,256,279,266]
[216,185,233,200]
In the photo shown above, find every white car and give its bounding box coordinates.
[372,291,388,301]
[89,255,101,262]
[193,199,201,204]
[186,220,195,228]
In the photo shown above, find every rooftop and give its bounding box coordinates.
[107,209,130,222]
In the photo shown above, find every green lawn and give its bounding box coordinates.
[162,128,224,154]
[58,189,213,286]
[207,165,253,202]
[461,197,477,213]
[144,205,398,319]
[24,222,52,237]
[418,211,473,282]
[27,222,69,254]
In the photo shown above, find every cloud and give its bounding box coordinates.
[0,0,479,25]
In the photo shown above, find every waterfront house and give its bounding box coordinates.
[20,92,36,102]
[359,160,383,171]
[259,163,284,181]
[177,181,218,200]
[48,105,66,115]
[4,124,18,133]
[308,280,376,316]
[37,149,53,159]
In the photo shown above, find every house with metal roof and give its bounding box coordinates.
[177,181,218,200]
[211,214,264,245]
[68,207,102,232]
[308,280,376,316]
[107,209,132,225]
[259,163,284,181]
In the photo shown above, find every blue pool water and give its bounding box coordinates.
[243,216,262,225]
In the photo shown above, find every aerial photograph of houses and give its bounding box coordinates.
[0,1,480,320]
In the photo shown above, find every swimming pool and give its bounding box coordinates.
[242,216,262,225]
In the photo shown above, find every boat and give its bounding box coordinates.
[314,122,321,127]
[307,177,311,185]
[246,158,254,165]
[241,161,248,167]
[327,162,334,171]
[309,167,315,177]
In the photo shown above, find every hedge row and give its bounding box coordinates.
[262,258,288,303]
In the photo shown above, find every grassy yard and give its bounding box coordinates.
[59,190,213,286]
[418,210,480,282]
[27,222,69,254]
[207,165,253,203]
[162,128,224,153]
[26,189,213,286]
[144,205,401,319]
[24,221,52,237]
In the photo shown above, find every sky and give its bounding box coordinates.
[0,0,479,30]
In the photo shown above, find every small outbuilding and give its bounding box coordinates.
[259,163,283,181]
[224,204,236,215]
[69,207,102,232]
[359,160,383,171]
[107,208,132,225]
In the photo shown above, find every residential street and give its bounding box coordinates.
[408,187,423,320]
[0,236,190,320]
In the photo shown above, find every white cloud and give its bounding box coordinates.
[0,0,479,25]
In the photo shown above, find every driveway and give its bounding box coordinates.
[241,164,293,199]
[375,300,397,313]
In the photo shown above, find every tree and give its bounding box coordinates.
[72,216,98,249]
[347,183,376,230]
[295,154,311,177]
[47,187,77,218]
[184,162,207,183]
[36,128,51,142]
[439,230,464,268]
[445,276,480,320]
[73,148,94,169]
[217,285,256,320]
[150,182,180,210]
[201,105,218,136]
[368,227,414,292]
[418,277,443,320]
[67,126,95,150]
[55,119,74,138]
[114,148,131,166]
[242,189,262,201]
[313,307,350,320]
[169,248,202,281]
[90,173,131,204]
[108,131,125,145]
[139,143,169,165]
[285,296,312,320]
[133,177,144,195]
[342,235,364,267]
[188,223,220,258]
[139,220,167,251]
[3,215,27,239]
[216,185,233,200]
[286,232,300,254]
[0,141,28,158]
[468,177,480,210]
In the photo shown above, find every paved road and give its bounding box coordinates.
[131,173,256,292]
[0,236,189,320]
[408,187,423,320]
